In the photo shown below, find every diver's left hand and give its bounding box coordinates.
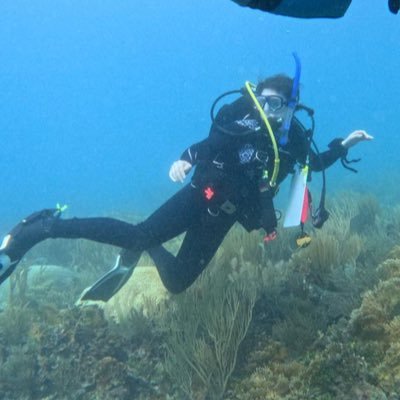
[341,130,374,149]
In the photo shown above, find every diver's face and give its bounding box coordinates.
[260,88,288,124]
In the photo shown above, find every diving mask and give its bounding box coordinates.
[261,94,288,113]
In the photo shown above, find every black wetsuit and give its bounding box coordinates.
[48,95,347,293]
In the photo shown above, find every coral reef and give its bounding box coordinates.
[161,259,257,400]
[1,194,400,399]
[104,265,169,321]
[0,304,166,400]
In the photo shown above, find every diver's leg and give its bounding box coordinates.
[148,211,236,294]
[0,210,151,286]
[78,184,205,301]
[0,185,201,288]
[1,184,199,258]
[50,184,202,248]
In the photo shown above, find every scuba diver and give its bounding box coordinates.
[0,55,373,301]
[231,0,399,17]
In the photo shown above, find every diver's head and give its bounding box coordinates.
[256,74,297,125]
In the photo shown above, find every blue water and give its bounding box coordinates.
[0,0,399,231]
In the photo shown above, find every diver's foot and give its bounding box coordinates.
[0,208,62,285]
[79,249,141,302]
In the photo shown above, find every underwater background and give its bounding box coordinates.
[0,0,399,228]
[1,0,400,399]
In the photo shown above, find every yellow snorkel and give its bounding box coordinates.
[244,81,280,188]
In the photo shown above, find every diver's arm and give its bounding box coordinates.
[309,130,373,171]
[308,139,348,172]
[180,97,254,164]
[171,95,257,183]
[180,138,214,166]
[169,138,215,183]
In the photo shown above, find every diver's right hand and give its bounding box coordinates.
[169,160,192,183]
